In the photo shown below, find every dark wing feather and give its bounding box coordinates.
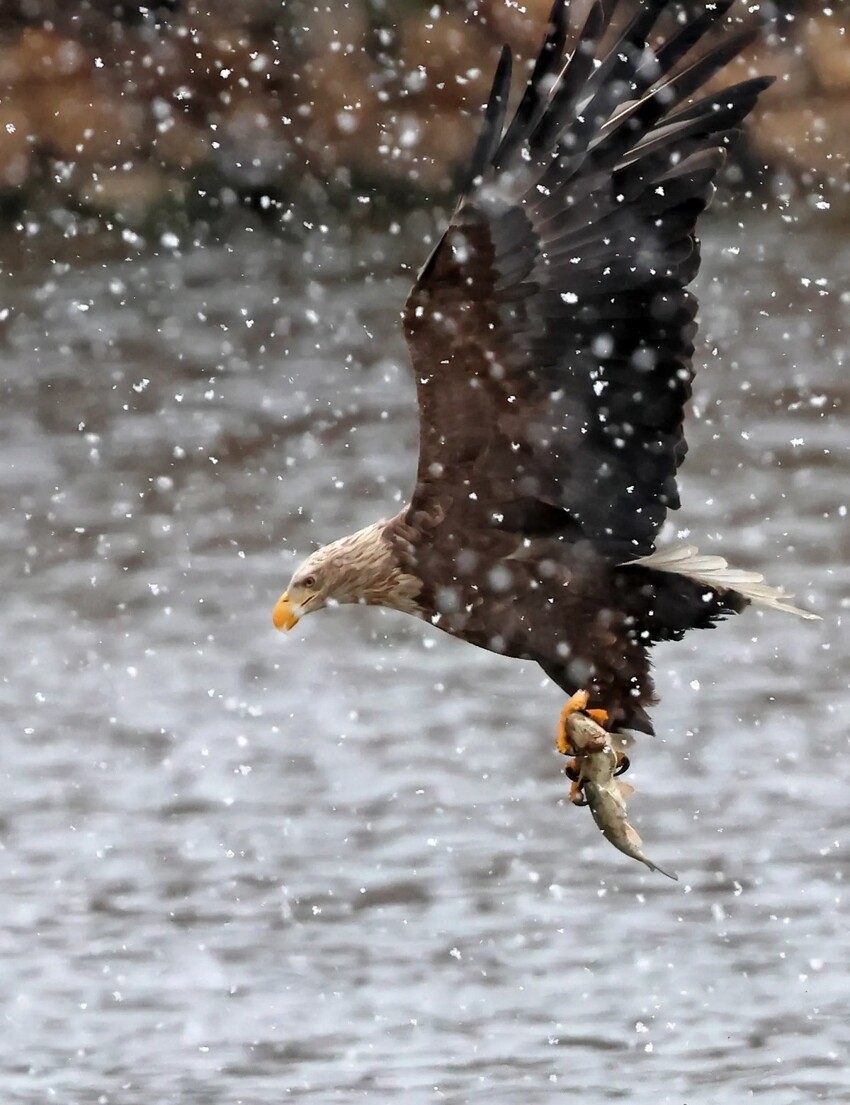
[403,0,772,558]
[458,46,513,197]
[493,0,569,172]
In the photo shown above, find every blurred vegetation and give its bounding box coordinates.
[0,0,847,238]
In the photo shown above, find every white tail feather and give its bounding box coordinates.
[626,545,821,620]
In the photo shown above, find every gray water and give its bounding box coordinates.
[0,207,847,1105]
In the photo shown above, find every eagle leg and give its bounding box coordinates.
[560,692,615,803]
[556,689,588,754]
[556,690,609,755]
[564,757,587,805]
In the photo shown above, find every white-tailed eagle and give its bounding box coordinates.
[273,0,817,745]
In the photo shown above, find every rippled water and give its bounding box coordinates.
[1,206,847,1104]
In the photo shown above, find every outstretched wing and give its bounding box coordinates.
[403,0,771,558]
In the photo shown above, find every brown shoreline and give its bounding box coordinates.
[0,2,846,222]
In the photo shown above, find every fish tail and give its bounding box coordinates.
[645,858,679,881]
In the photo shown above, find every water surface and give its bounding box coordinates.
[0,207,847,1104]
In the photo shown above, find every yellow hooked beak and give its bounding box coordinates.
[272,592,299,631]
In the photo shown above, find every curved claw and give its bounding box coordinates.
[564,759,587,805]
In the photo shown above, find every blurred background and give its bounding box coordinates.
[1,2,848,1104]
[0,0,847,222]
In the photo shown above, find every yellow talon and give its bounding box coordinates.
[556,691,610,755]
[564,756,584,803]
[559,692,612,803]
[556,689,590,755]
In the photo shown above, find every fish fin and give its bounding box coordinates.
[609,732,635,753]
[616,780,636,799]
[626,820,679,880]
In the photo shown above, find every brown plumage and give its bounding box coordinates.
[274,0,818,735]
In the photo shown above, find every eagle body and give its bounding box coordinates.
[274,0,817,735]
[382,512,745,733]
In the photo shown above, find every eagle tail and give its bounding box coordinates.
[625,546,820,621]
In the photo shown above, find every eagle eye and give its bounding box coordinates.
[301,574,317,589]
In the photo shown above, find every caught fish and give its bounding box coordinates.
[564,711,677,881]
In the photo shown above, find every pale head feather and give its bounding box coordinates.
[288,520,422,615]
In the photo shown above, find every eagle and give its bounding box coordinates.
[273,0,817,747]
